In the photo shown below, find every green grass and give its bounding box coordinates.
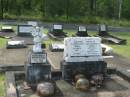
[0,38,7,48]
[108,32,130,58]
[0,73,5,97]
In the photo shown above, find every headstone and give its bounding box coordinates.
[76,26,88,37]
[98,24,108,36]
[64,37,103,62]
[29,26,47,63]
[53,25,62,30]
[18,25,33,36]
[100,24,106,32]
[61,37,107,82]
[26,26,51,90]
[48,24,66,40]
[32,27,43,53]
[78,26,87,32]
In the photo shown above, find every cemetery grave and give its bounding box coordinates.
[76,26,89,37]
[98,24,127,44]
[12,25,34,45]
[0,26,16,39]
[1,26,14,32]
[48,24,67,40]
[6,40,27,49]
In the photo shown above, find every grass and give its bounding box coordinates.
[0,73,5,97]
[109,32,130,58]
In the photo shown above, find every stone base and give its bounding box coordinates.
[25,64,51,90]
[76,31,88,37]
[61,61,107,80]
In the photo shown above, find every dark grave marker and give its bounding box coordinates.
[76,26,88,37]
[98,24,126,44]
[98,24,108,36]
[48,24,67,40]
[17,25,33,37]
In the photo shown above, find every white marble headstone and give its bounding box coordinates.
[19,26,33,33]
[78,26,86,32]
[53,25,62,30]
[64,37,103,62]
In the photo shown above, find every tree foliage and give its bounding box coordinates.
[0,0,130,20]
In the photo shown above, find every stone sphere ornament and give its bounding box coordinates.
[76,78,89,91]
[37,82,55,96]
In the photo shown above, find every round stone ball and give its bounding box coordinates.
[37,82,54,96]
[76,78,89,91]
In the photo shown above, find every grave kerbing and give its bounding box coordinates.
[98,24,126,44]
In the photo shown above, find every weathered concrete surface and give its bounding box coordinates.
[0,48,29,66]
[47,50,63,70]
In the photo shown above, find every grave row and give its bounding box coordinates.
[0,23,127,45]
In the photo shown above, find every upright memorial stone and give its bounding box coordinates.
[17,25,33,36]
[98,24,108,36]
[98,24,126,44]
[61,37,107,90]
[48,24,67,40]
[26,26,54,96]
[76,26,88,37]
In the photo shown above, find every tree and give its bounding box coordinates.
[0,0,4,19]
